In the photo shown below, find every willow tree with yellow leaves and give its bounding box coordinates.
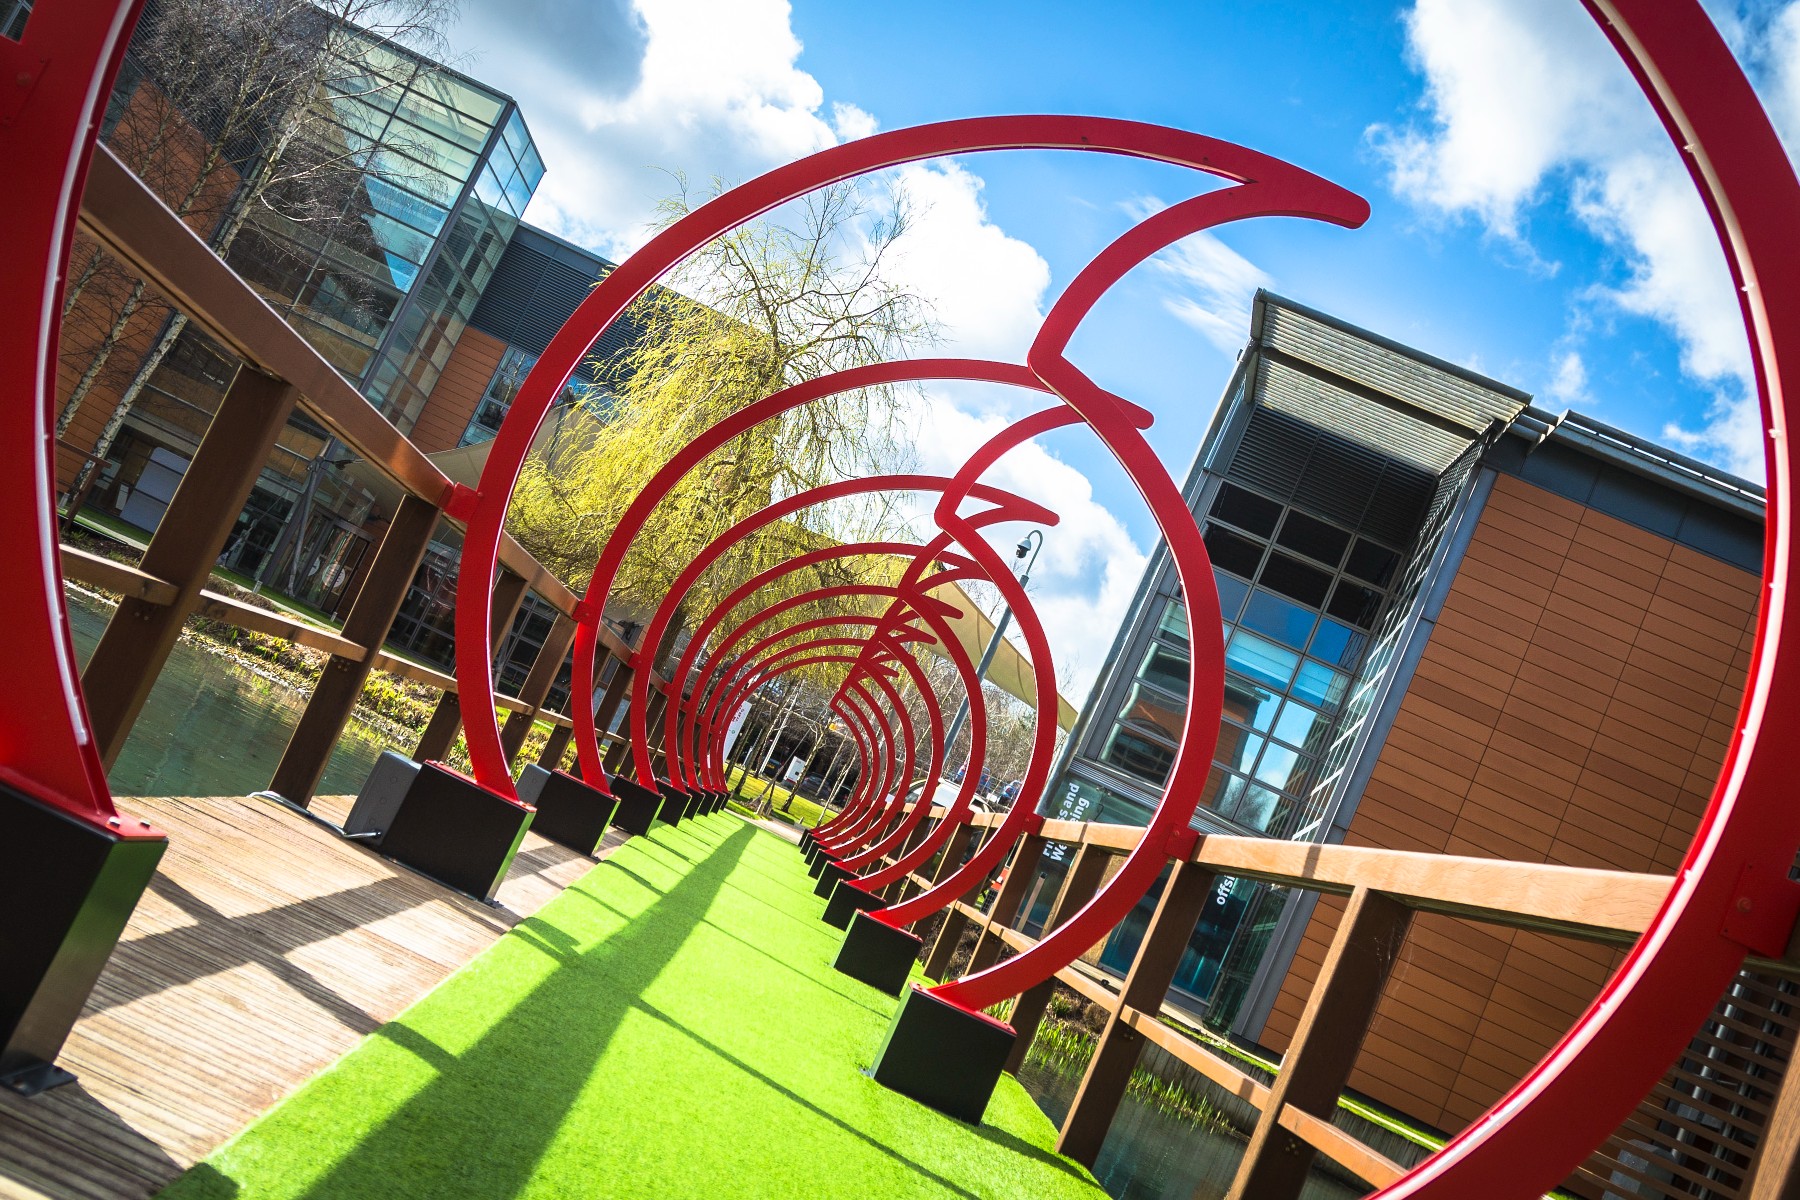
[506,176,937,685]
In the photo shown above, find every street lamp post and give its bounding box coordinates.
[941,528,1043,785]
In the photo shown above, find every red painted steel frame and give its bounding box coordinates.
[671,519,1019,791]
[0,0,160,836]
[564,359,1048,796]
[666,531,999,791]
[14,8,1793,1196]
[624,476,1049,792]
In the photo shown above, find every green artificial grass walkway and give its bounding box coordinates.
[159,812,1108,1199]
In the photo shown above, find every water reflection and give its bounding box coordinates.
[66,589,389,799]
[1015,1031,1367,1200]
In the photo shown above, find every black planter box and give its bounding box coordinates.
[609,776,663,838]
[0,785,165,1094]
[870,984,1016,1124]
[814,859,853,899]
[833,909,922,996]
[654,780,688,827]
[379,761,534,903]
[516,765,618,857]
[823,878,885,929]
[807,845,837,877]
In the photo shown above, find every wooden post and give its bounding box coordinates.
[1225,887,1413,1200]
[922,820,984,980]
[1749,1050,1800,1198]
[412,569,528,763]
[1057,857,1216,1167]
[1005,843,1114,1074]
[499,612,578,768]
[269,493,439,805]
[536,723,573,771]
[967,832,1049,975]
[83,368,300,765]
[593,657,634,773]
[643,690,669,778]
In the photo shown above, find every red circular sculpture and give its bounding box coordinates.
[8,4,1797,1196]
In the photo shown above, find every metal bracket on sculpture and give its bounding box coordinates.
[1719,861,1800,957]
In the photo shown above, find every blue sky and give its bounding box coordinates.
[447,0,1800,701]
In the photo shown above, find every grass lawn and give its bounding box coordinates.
[159,813,1105,1200]
[725,765,833,828]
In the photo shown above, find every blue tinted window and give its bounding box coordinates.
[1225,630,1298,690]
[1308,618,1363,668]
[1239,589,1317,650]
[1223,674,1280,731]
[1270,701,1324,749]
[1292,661,1347,709]
[1158,598,1190,647]
[1212,570,1248,622]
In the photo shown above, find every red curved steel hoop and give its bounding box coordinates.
[455,119,1365,796]
[665,531,998,791]
[664,541,964,789]
[562,358,1048,795]
[675,536,1003,836]
[624,478,1052,793]
[1359,3,1800,1196]
[711,639,901,823]
[0,0,155,828]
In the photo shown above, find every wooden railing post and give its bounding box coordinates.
[1005,842,1114,1074]
[413,569,528,762]
[1744,1018,1800,1197]
[83,367,300,765]
[499,612,578,768]
[922,820,984,980]
[1057,856,1216,1167]
[967,831,1049,974]
[269,493,439,804]
[1225,886,1412,1200]
[536,724,573,771]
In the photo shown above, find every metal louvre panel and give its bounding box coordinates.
[1256,355,1468,473]
[1260,303,1524,434]
[1226,407,1316,503]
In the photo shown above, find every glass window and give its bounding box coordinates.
[1346,538,1399,587]
[1253,743,1310,791]
[1211,483,1281,537]
[1270,700,1325,750]
[1158,598,1190,647]
[1219,732,1263,775]
[396,86,487,151]
[1212,570,1248,622]
[1102,724,1175,786]
[365,212,432,268]
[363,176,450,237]
[1227,783,1283,833]
[1239,589,1317,650]
[1225,630,1299,690]
[1258,552,1332,608]
[461,344,539,446]
[502,109,531,162]
[1204,524,1263,579]
[1138,642,1189,697]
[1276,511,1351,567]
[1292,661,1348,709]
[1327,580,1384,629]
[1120,683,1183,743]
[1222,674,1281,731]
[518,142,546,192]
[435,75,504,125]
[1307,618,1364,668]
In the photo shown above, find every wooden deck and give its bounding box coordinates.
[0,792,620,1200]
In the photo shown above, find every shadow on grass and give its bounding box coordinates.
[633,997,983,1200]
[164,823,756,1200]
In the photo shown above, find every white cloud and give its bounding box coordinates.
[892,392,1149,705]
[1372,0,1775,478]
[1542,350,1590,408]
[884,161,1052,363]
[1119,196,1272,355]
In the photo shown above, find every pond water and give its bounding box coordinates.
[66,589,393,799]
[1015,1032,1372,1200]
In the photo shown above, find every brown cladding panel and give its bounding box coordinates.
[408,326,507,454]
[1259,471,1758,1131]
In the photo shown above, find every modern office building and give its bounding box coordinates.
[1030,291,1763,1134]
[52,7,659,699]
